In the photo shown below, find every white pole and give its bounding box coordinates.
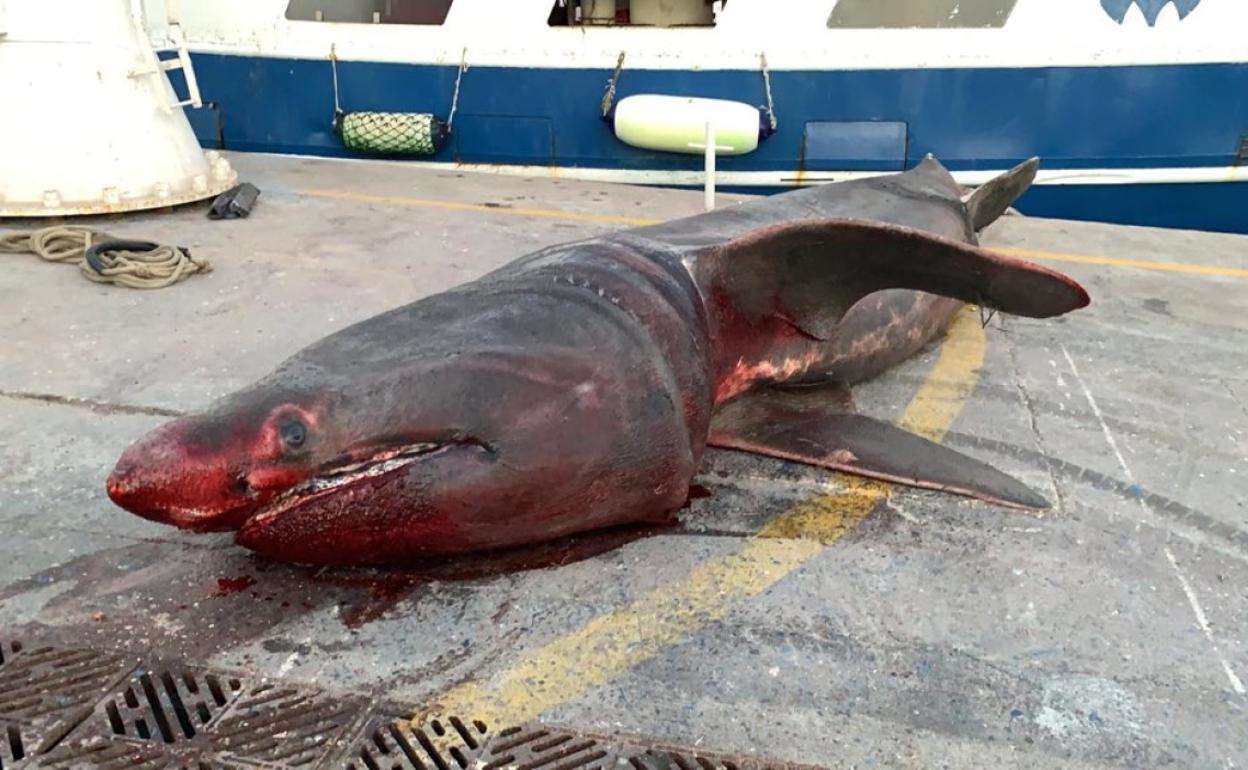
[704,120,716,211]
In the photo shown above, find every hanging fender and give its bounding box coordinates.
[605,94,776,156]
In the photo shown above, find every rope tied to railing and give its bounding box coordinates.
[760,52,777,132]
[601,51,627,117]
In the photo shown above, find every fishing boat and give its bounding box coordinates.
[144,0,1247,233]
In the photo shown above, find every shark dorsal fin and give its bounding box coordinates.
[964,157,1040,232]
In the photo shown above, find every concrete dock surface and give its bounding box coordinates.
[1,153,1246,768]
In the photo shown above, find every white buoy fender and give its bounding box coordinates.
[610,94,769,156]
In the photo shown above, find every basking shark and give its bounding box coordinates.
[107,156,1088,565]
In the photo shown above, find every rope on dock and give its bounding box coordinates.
[0,225,209,289]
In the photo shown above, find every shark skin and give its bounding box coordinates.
[107,156,1089,566]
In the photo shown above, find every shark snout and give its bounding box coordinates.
[105,457,142,507]
[106,421,257,532]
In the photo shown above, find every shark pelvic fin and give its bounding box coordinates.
[708,386,1050,510]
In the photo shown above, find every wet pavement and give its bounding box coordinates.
[1,153,1246,768]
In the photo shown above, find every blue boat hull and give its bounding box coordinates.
[180,53,1248,233]
[1015,181,1246,234]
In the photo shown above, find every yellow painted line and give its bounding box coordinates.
[301,188,660,227]
[304,187,1246,281]
[419,307,986,727]
[897,312,986,444]
[994,245,1248,280]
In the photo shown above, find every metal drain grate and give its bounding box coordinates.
[0,642,135,755]
[36,734,174,769]
[0,721,28,770]
[211,683,360,766]
[637,749,754,770]
[0,641,21,668]
[103,667,245,744]
[345,714,491,770]
[481,718,628,768]
[469,727,767,770]
[475,724,624,770]
[336,717,791,770]
[0,644,130,723]
[0,637,820,770]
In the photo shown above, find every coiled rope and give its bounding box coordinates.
[0,225,209,289]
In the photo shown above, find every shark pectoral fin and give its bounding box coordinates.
[707,388,1050,510]
[699,217,1089,340]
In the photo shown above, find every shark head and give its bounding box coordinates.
[105,291,695,565]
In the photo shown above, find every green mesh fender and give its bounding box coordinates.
[333,110,451,156]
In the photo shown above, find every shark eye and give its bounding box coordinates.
[279,418,307,451]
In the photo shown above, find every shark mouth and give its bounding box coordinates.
[303,442,446,492]
[245,440,462,528]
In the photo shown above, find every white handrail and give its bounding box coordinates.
[127,0,202,111]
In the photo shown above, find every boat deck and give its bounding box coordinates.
[1,153,1246,769]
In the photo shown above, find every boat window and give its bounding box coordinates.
[285,0,454,24]
[827,0,1017,28]
[548,0,723,27]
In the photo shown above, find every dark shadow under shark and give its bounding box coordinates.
[106,156,1089,566]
